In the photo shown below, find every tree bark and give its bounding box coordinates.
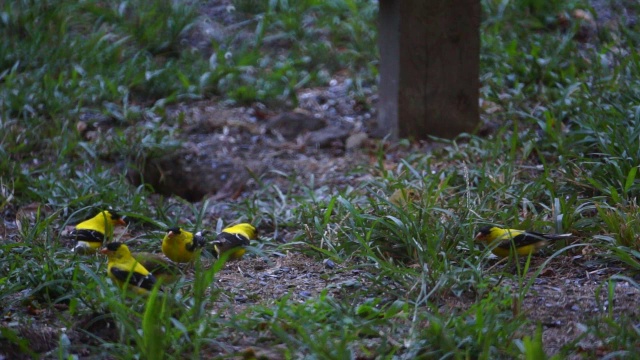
[378,0,480,140]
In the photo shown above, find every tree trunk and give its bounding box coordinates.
[378,0,480,140]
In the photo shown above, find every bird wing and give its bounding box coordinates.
[133,253,180,276]
[187,233,207,252]
[213,232,250,247]
[537,232,574,240]
[110,267,156,291]
[213,232,250,251]
[67,229,105,243]
[494,231,549,250]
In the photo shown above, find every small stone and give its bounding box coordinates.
[345,132,368,150]
[307,126,351,148]
[323,259,335,269]
[339,280,361,288]
[265,110,326,140]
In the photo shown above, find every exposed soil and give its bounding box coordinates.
[511,256,640,357]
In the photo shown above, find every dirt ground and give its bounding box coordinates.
[217,251,640,355]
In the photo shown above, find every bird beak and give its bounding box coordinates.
[474,232,482,241]
[100,248,109,254]
[117,218,127,226]
[168,231,174,237]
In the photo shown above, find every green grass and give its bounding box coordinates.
[2,0,640,358]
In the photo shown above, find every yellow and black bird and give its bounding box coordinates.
[161,227,206,263]
[67,210,126,253]
[132,252,182,284]
[475,226,573,258]
[388,188,421,208]
[209,223,256,260]
[100,242,157,294]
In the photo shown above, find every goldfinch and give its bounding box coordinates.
[132,252,182,284]
[100,242,156,294]
[475,226,573,258]
[210,223,256,260]
[67,210,126,253]
[388,188,421,208]
[161,227,205,263]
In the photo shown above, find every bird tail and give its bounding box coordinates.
[545,233,573,240]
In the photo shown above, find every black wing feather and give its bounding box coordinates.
[110,267,157,291]
[186,234,206,252]
[67,229,105,243]
[216,232,250,247]
[495,232,550,250]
